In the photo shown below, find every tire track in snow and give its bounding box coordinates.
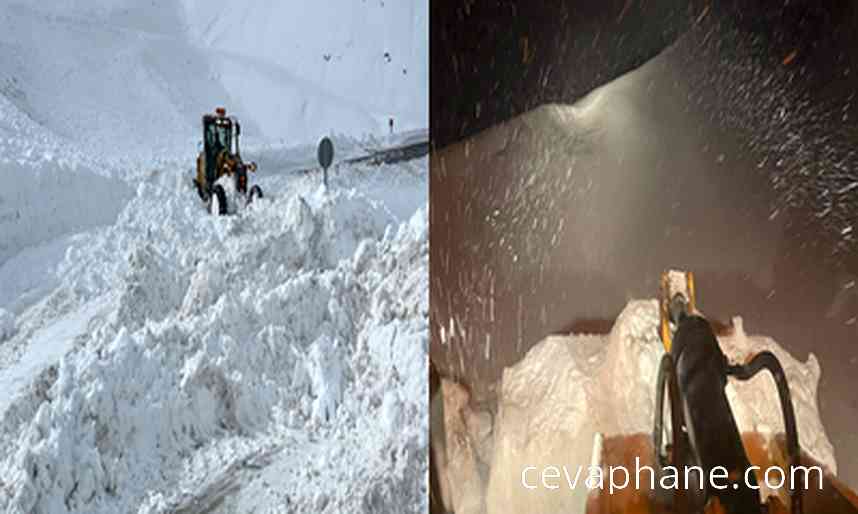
[166,445,285,514]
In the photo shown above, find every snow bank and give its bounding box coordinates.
[439,300,835,514]
[0,156,427,513]
[0,81,132,267]
[0,159,131,266]
[0,86,122,265]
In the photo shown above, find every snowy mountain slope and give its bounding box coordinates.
[181,0,428,136]
[0,159,427,513]
[0,2,230,161]
[0,0,427,158]
[0,0,223,264]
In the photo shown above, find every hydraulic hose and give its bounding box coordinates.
[727,352,803,514]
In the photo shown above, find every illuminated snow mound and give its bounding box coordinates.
[441,300,834,514]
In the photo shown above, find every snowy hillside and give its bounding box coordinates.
[0,0,427,158]
[181,0,428,141]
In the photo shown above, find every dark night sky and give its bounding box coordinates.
[431,0,858,150]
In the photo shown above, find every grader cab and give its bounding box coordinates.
[193,107,262,215]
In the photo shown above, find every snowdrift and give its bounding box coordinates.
[0,159,131,267]
[0,159,428,514]
[438,300,835,514]
[0,91,133,267]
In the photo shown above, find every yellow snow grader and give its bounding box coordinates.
[193,107,262,215]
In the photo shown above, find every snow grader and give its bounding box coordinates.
[193,107,262,215]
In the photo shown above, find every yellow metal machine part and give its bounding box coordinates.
[659,270,696,353]
[196,152,206,189]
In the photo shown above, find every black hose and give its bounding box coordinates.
[727,351,803,514]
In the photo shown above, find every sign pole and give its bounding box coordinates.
[317,137,335,188]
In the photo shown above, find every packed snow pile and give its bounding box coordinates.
[0,157,427,513]
[437,300,835,514]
